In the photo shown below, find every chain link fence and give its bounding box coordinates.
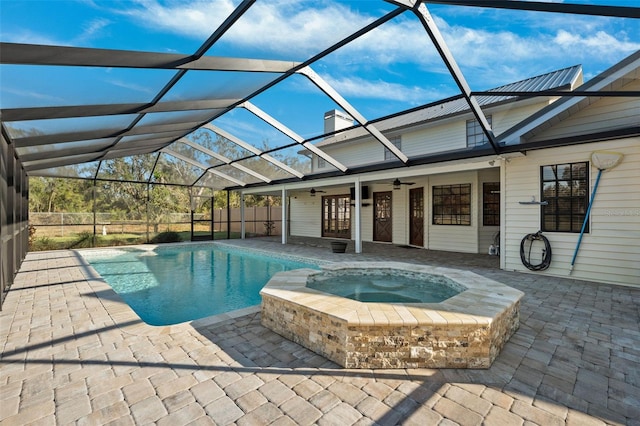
[29,206,282,243]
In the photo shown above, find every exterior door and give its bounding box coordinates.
[409,187,424,246]
[322,195,351,239]
[373,191,392,242]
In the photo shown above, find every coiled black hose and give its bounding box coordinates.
[520,231,552,271]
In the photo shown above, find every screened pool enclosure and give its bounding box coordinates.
[2,1,639,304]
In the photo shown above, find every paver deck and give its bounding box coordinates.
[1,237,639,425]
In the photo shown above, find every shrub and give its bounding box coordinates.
[31,236,57,251]
[150,231,182,244]
[70,231,95,249]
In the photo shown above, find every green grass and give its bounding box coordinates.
[29,231,243,251]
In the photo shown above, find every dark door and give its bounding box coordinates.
[409,187,424,247]
[373,191,392,242]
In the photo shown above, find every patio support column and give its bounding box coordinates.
[146,183,150,243]
[92,184,97,247]
[354,178,362,254]
[500,159,507,270]
[281,187,287,245]
[240,193,245,239]
[226,190,231,239]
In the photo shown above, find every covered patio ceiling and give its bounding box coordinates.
[1,0,639,191]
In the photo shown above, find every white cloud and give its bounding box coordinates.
[119,2,637,66]
[105,78,156,95]
[77,18,112,43]
[553,29,640,57]
[1,87,66,103]
[83,1,640,97]
[323,75,448,105]
[1,29,68,46]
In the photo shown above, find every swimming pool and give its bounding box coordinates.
[81,243,319,326]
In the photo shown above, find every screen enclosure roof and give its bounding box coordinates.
[1,0,639,190]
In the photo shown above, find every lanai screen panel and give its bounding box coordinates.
[0,1,637,190]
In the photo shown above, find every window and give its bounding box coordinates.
[483,182,500,226]
[383,136,402,160]
[466,116,492,147]
[432,184,471,225]
[541,162,589,232]
[317,156,326,169]
[322,195,351,238]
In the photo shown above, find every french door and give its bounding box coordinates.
[322,195,351,238]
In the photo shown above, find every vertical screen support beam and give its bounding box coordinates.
[354,178,362,254]
[226,190,231,240]
[412,3,500,155]
[281,187,288,245]
[240,193,245,239]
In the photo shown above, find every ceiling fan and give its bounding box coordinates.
[309,188,326,197]
[391,178,415,189]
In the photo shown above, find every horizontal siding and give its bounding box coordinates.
[322,140,383,169]
[504,138,640,287]
[289,196,322,238]
[530,80,640,141]
[402,121,465,156]
[427,171,479,253]
[492,101,550,136]
[391,187,408,245]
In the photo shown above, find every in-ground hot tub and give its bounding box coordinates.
[260,262,524,369]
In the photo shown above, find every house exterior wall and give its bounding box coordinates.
[528,79,640,141]
[427,171,479,253]
[503,138,639,287]
[289,195,322,238]
[315,100,552,172]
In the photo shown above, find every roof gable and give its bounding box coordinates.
[498,50,640,146]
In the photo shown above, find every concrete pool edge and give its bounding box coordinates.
[260,262,525,369]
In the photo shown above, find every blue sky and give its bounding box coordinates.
[1,0,639,146]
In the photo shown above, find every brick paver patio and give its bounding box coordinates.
[1,237,639,425]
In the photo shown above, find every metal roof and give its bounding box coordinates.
[1,1,638,190]
[316,64,583,147]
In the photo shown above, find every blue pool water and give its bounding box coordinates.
[82,244,318,326]
[307,272,461,303]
